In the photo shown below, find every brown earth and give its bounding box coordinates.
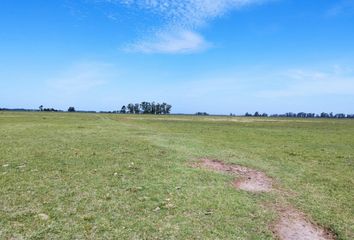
[273,208,336,240]
[195,158,336,240]
[199,158,272,193]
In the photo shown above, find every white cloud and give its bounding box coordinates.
[125,29,210,53]
[118,0,264,27]
[100,0,268,53]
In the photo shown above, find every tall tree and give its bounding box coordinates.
[125,102,172,114]
[160,103,166,114]
[150,102,155,114]
[127,103,134,114]
[120,105,126,114]
[134,104,140,114]
[156,103,161,114]
[165,104,172,114]
[141,102,152,114]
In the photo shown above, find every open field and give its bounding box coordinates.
[1,112,353,239]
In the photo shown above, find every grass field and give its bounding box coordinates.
[1,112,353,239]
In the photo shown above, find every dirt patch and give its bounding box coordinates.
[198,159,272,193]
[274,208,335,240]
[195,158,336,240]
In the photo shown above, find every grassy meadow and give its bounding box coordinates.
[0,112,353,239]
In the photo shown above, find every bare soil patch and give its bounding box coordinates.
[199,158,272,193]
[195,158,336,240]
[273,208,335,240]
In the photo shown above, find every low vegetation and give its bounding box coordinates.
[0,112,353,239]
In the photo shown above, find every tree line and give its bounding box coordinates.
[1,106,353,118]
[118,102,172,114]
[37,105,75,112]
[1,102,172,114]
[195,112,209,116]
[243,111,354,119]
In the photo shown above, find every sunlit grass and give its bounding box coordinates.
[1,112,353,239]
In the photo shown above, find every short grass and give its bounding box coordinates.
[1,112,353,239]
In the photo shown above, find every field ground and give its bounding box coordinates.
[0,112,353,239]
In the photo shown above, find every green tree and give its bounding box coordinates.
[120,105,126,114]
[127,104,134,114]
[134,104,140,114]
[156,103,161,114]
[151,102,156,114]
[125,102,172,115]
[140,102,152,114]
[165,104,172,114]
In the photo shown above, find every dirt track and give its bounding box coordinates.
[197,159,336,240]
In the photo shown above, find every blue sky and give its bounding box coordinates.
[1,0,354,114]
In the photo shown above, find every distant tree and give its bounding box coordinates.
[159,102,165,114]
[42,107,59,112]
[134,104,140,114]
[68,107,76,112]
[39,105,43,111]
[140,102,151,114]
[151,102,156,114]
[196,112,208,116]
[285,112,296,117]
[165,104,172,114]
[241,111,354,119]
[335,113,346,118]
[156,103,161,114]
[320,112,329,118]
[124,102,171,115]
[120,105,126,114]
[306,113,315,118]
[297,112,305,118]
[127,103,134,114]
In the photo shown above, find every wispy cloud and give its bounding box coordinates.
[117,0,265,27]
[257,67,354,97]
[326,0,354,17]
[100,0,269,53]
[125,29,210,54]
[46,62,116,95]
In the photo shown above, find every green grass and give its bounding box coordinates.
[1,112,353,239]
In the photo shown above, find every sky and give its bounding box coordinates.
[1,0,354,114]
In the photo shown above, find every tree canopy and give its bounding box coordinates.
[68,107,76,112]
[120,102,172,115]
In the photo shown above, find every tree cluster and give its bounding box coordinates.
[67,107,76,112]
[195,112,209,116]
[38,105,75,112]
[245,112,268,117]
[119,102,172,114]
[38,105,61,112]
[244,111,354,119]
